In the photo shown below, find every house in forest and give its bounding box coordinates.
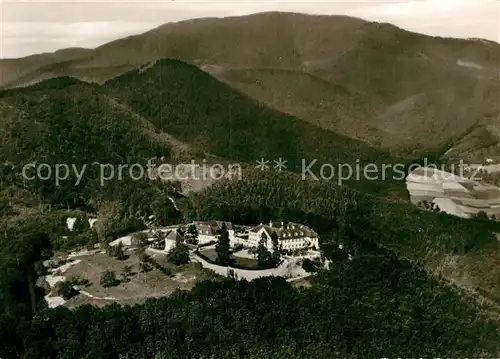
[195,221,234,243]
[247,221,319,251]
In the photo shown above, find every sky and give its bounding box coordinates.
[1,0,499,58]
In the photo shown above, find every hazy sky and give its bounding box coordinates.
[1,0,499,58]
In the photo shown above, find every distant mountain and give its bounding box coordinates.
[2,12,499,159]
[0,47,92,87]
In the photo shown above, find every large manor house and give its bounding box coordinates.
[194,221,319,251]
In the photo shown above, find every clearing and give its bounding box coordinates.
[42,248,219,308]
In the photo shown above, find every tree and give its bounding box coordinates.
[301,258,322,273]
[152,230,166,250]
[0,198,14,217]
[256,232,272,269]
[474,211,490,222]
[88,229,99,247]
[185,224,199,245]
[150,193,178,226]
[109,241,127,260]
[72,216,90,234]
[58,280,79,300]
[131,232,149,249]
[34,260,47,276]
[215,223,231,265]
[228,269,238,280]
[167,233,190,265]
[138,252,153,272]
[140,262,153,273]
[121,265,133,281]
[68,276,90,288]
[233,243,243,252]
[270,231,281,266]
[100,270,119,287]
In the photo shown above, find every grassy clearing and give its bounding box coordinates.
[58,251,217,308]
[199,248,259,269]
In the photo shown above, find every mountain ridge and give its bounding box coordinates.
[2,11,500,160]
[0,58,395,202]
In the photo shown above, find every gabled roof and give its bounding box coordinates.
[249,222,318,240]
[166,230,185,242]
[195,221,234,235]
[249,224,265,233]
[213,221,233,231]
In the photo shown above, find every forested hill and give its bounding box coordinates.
[1,181,500,358]
[0,58,395,207]
[0,75,185,210]
[0,59,387,170]
[0,76,170,165]
[104,59,389,169]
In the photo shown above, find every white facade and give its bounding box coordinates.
[195,221,235,244]
[88,218,98,229]
[280,234,318,252]
[197,229,235,238]
[248,222,319,252]
[198,233,217,245]
[248,227,272,248]
[66,217,77,231]
[66,217,98,231]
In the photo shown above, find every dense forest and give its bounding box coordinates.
[1,216,499,358]
[0,78,180,211]
[188,169,499,256]
[17,253,500,358]
[2,167,500,357]
[187,169,500,302]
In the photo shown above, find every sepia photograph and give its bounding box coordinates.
[1,0,500,358]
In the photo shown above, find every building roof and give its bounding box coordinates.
[166,230,185,242]
[195,221,233,235]
[250,222,318,240]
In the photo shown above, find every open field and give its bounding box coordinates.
[199,248,259,269]
[43,249,220,308]
[406,167,500,218]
